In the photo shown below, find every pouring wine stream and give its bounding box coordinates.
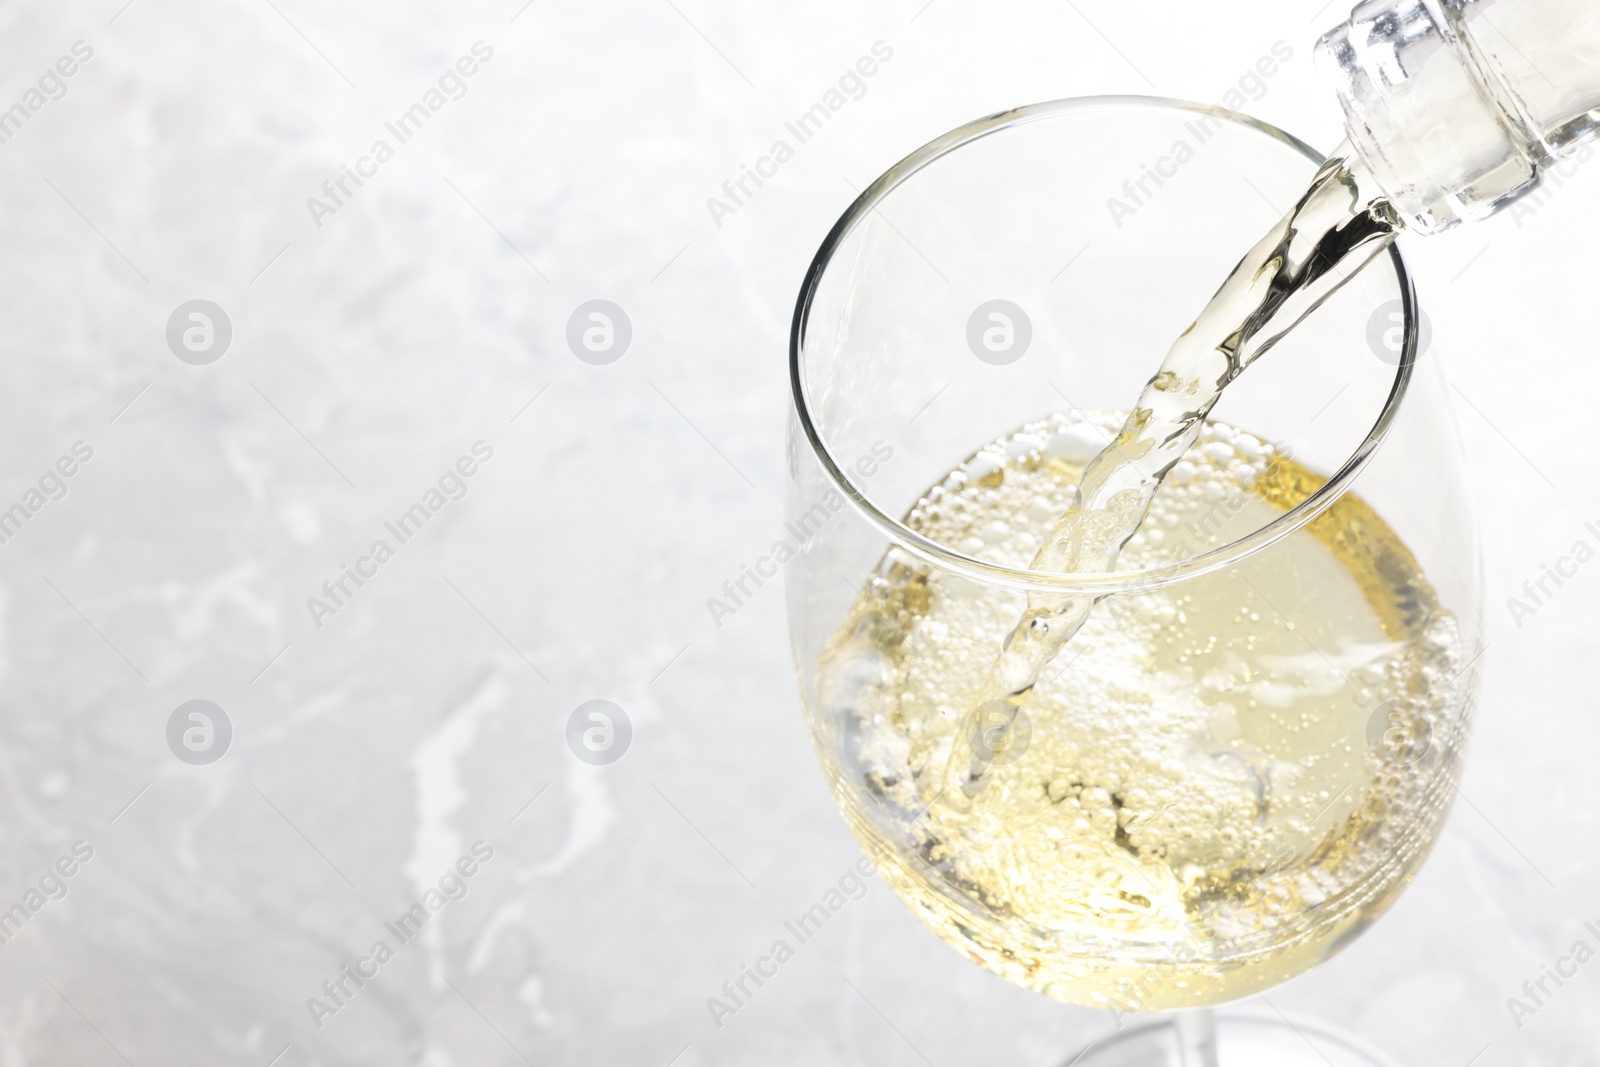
[942,146,1403,809]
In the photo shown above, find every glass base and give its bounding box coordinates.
[1064,1008,1403,1067]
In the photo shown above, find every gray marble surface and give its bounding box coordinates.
[0,0,1595,1064]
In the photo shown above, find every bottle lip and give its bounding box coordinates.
[1316,0,1545,233]
[1314,0,1446,233]
[789,95,1420,598]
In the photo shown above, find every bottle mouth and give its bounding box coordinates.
[788,95,1419,597]
[1315,0,1545,234]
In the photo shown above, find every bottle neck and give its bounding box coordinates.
[1318,0,1600,234]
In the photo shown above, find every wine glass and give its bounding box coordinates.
[785,97,1482,1066]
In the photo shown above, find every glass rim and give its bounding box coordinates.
[788,94,1419,597]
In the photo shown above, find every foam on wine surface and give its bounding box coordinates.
[818,413,1467,1009]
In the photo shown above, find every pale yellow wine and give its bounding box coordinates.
[816,412,1468,1011]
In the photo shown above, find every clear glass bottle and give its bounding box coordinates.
[1318,0,1600,233]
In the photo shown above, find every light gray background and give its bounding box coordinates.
[0,0,1594,1064]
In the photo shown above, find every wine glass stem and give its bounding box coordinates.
[1174,1009,1220,1067]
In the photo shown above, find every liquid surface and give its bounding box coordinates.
[818,414,1469,1010]
[943,149,1402,806]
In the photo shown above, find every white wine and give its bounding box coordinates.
[817,413,1469,1011]
[942,148,1400,806]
